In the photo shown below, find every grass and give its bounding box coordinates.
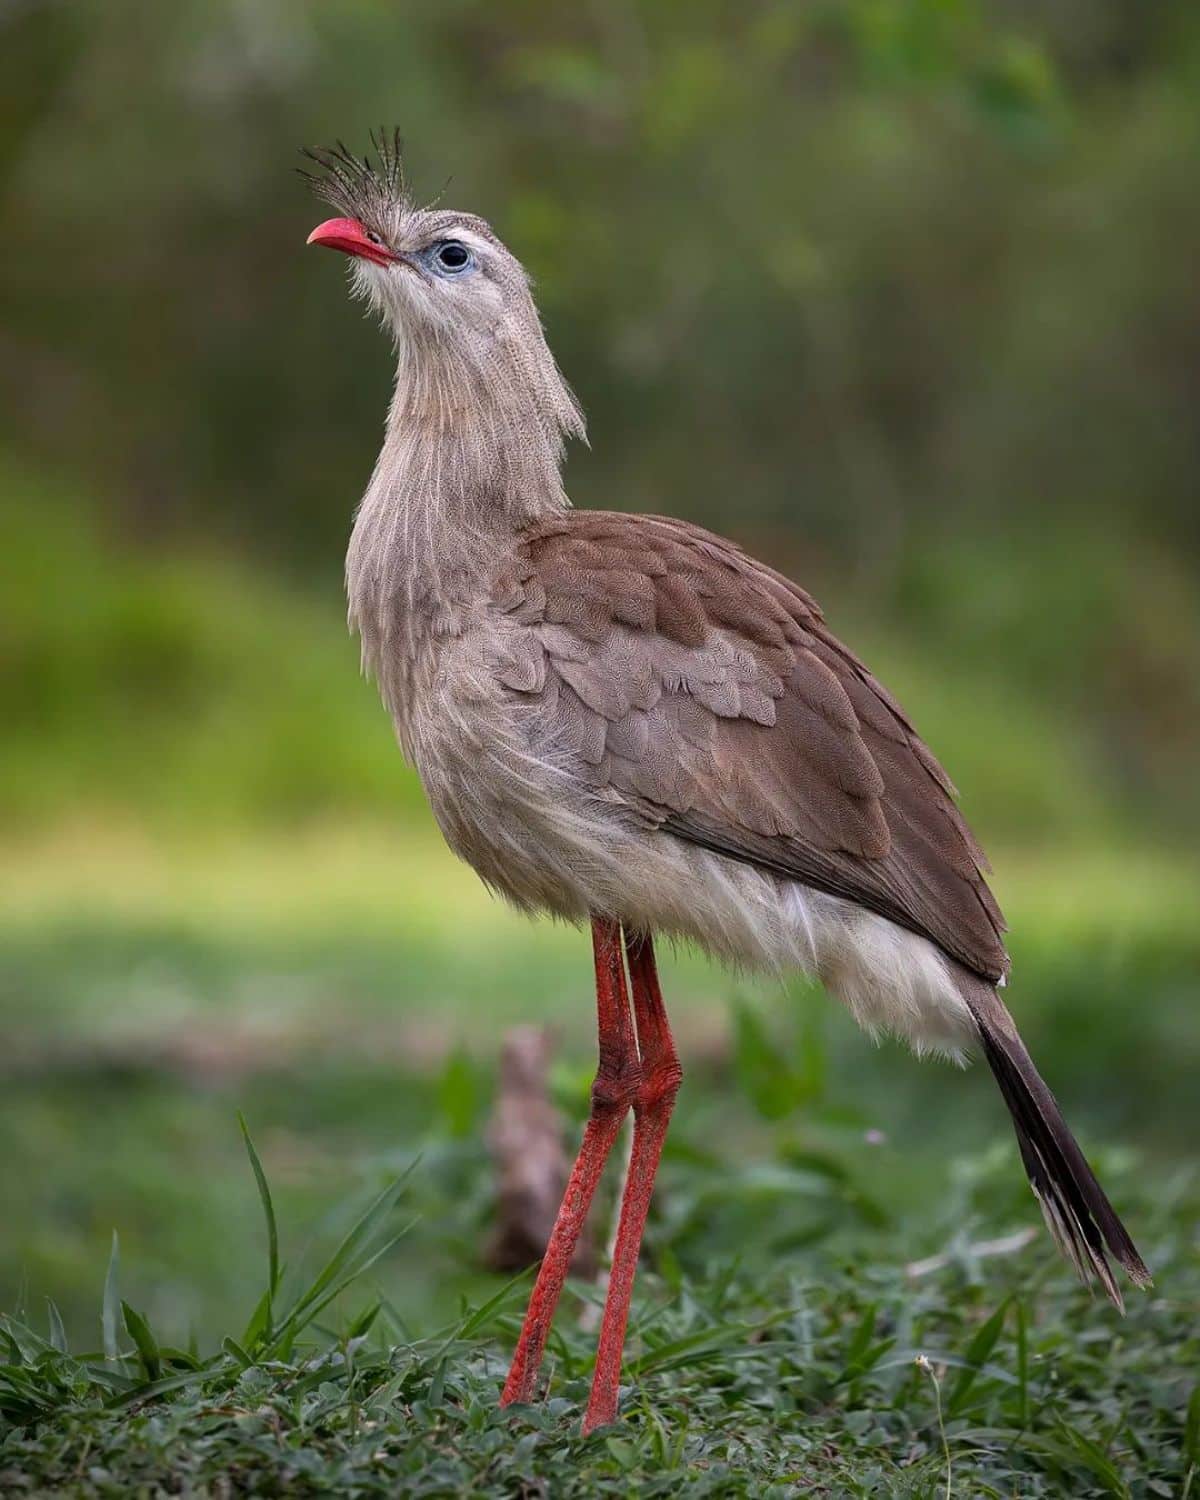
[1,1111,1196,1496]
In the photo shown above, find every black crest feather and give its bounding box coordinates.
[299,128,409,228]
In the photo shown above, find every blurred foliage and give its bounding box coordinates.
[0,459,421,828]
[0,459,1132,842]
[1,0,1198,837]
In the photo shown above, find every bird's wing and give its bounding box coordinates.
[493,511,1008,981]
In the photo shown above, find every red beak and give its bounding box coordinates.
[306,217,398,267]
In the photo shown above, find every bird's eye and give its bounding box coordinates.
[431,240,473,275]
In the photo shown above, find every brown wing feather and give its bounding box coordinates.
[495,511,1008,982]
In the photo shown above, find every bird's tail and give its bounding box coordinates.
[959,975,1151,1310]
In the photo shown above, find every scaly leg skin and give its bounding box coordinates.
[583,929,682,1434]
[500,916,641,1408]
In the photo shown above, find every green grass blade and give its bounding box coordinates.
[948,1299,1008,1416]
[271,1164,417,1342]
[269,1223,415,1352]
[0,1314,50,1361]
[79,1361,140,1394]
[222,1335,254,1370]
[101,1231,120,1362]
[0,1367,54,1414]
[347,1300,382,1340]
[1053,1422,1130,1499]
[452,1267,535,1343]
[45,1299,68,1354]
[1186,1384,1200,1468]
[840,1302,877,1378]
[156,1345,203,1372]
[628,1310,795,1378]
[241,1286,274,1352]
[963,1425,1129,1499]
[238,1113,280,1315]
[1013,1297,1030,1429]
[121,1301,161,1382]
[635,1342,790,1378]
[428,1356,447,1407]
[104,1366,214,1410]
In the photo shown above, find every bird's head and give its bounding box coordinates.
[302,132,583,476]
[300,130,582,528]
[303,132,550,364]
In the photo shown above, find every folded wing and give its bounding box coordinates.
[494,511,1008,982]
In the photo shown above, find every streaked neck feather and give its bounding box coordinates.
[347,319,583,673]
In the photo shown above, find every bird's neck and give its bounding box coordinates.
[346,327,582,686]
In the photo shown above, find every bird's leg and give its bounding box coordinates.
[582,929,682,1434]
[500,916,640,1408]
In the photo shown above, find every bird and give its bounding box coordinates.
[303,131,1150,1434]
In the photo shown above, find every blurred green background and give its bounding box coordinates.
[1,1,1197,1354]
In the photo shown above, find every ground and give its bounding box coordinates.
[1,825,1197,1495]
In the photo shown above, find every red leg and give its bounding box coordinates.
[583,929,682,1434]
[500,917,640,1407]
